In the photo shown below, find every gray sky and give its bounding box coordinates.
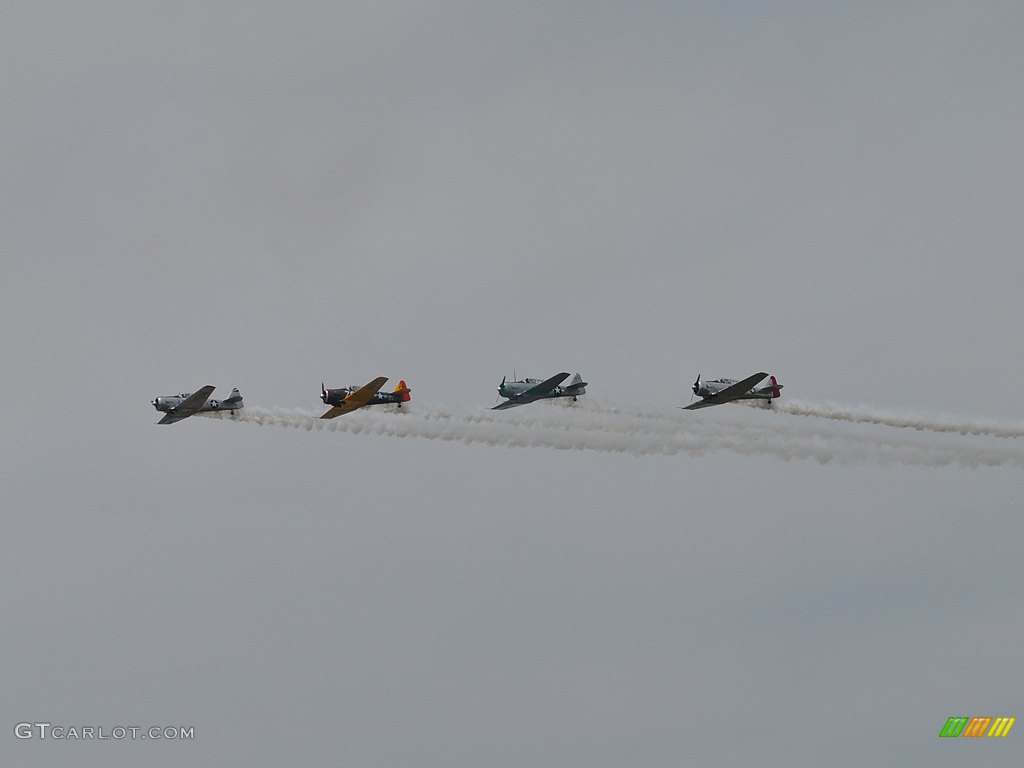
[2,1,1022,765]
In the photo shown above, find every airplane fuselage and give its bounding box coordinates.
[151,392,242,415]
[497,375,587,402]
[321,387,407,407]
[695,379,774,402]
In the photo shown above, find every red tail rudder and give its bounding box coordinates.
[394,379,411,402]
[770,375,781,399]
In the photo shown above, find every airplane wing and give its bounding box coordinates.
[158,385,215,424]
[492,399,528,411]
[319,376,388,419]
[680,400,721,411]
[681,372,768,411]
[491,372,570,410]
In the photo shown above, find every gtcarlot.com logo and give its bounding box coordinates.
[14,723,194,741]
[940,716,1015,738]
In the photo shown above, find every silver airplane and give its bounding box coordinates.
[151,386,244,424]
[493,372,587,410]
[682,372,782,410]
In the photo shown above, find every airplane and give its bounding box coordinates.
[151,386,244,424]
[320,377,411,418]
[682,372,782,410]
[492,372,587,410]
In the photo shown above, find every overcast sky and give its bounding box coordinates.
[2,2,1022,766]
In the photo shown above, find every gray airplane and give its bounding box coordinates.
[682,372,782,410]
[493,372,587,410]
[151,386,244,424]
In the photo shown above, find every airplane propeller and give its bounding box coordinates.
[691,373,701,402]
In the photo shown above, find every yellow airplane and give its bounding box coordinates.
[319,377,411,418]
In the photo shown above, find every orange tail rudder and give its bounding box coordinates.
[394,379,412,402]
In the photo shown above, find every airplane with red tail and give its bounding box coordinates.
[682,372,782,410]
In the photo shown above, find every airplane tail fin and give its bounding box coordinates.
[223,388,243,404]
[770,375,782,399]
[564,372,587,393]
[393,379,412,402]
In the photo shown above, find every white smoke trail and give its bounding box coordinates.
[774,399,1024,439]
[577,395,1024,440]
[207,402,1024,469]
